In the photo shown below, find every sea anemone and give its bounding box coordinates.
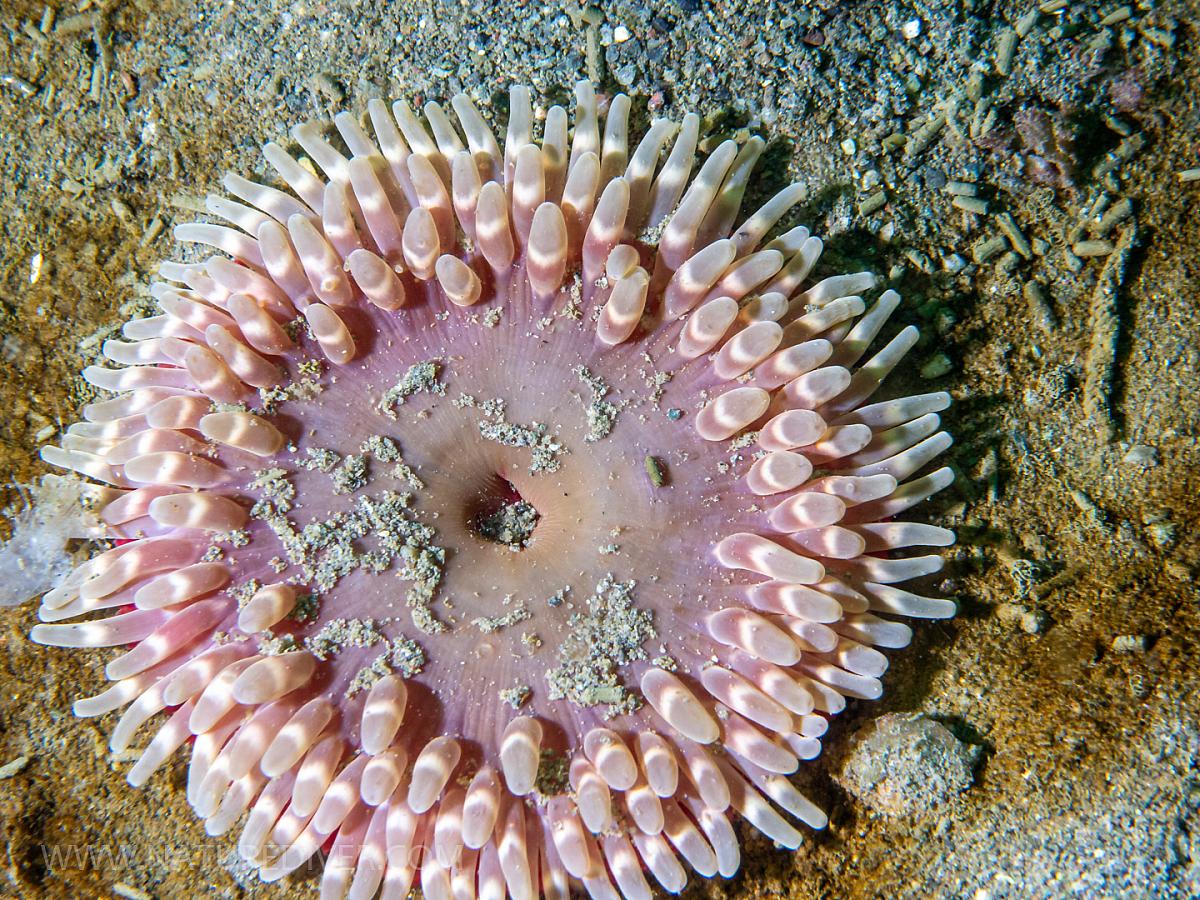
[30,82,956,898]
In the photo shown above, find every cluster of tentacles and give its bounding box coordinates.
[33,82,956,899]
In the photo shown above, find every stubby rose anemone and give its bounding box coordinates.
[33,82,956,899]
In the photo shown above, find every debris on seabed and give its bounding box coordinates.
[1032,566,1083,600]
[1093,132,1145,180]
[952,196,989,215]
[645,455,668,487]
[906,113,946,160]
[1122,444,1159,467]
[1023,281,1057,332]
[996,212,1032,258]
[972,235,1008,264]
[995,28,1018,77]
[1111,634,1150,653]
[0,756,30,779]
[920,353,954,379]
[836,713,981,816]
[1094,198,1134,237]
[53,10,99,37]
[499,685,532,709]
[0,73,38,97]
[997,602,1049,635]
[858,190,887,216]
[378,360,445,417]
[1083,225,1137,442]
[575,366,620,441]
[0,475,104,608]
[1067,488,1111,534]
[1073,239,1114,258]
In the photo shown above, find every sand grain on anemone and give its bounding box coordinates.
[31,82,956,899]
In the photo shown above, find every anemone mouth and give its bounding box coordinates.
[32,81,958,899]
[470,483,539,551]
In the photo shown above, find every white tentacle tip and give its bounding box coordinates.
[641,669,720,744]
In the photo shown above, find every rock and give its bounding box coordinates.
[920,352,954,379]
[1111,634,1150,653]
[997,601,1049,635]
[942,252,967,273]
[837,713,981,816]
[1122,444,1160,467]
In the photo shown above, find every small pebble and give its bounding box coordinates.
[942,253,967,274]
[1015,8,1040,38]
[1110,634,1149,653]
[972,235,1008,264]
[836,713,980,817]
[934,307,957,335]
[1103,114,1133,137]
[1073,239,1114,258]
[644,455,667,487]
[920,352,954,379]
[952,196,989,215]
[996,251,1021,274]
[1069,488,1100,514]
[1147,521,1176,549]
[1122,444,1159,467]
[995,28,1018,77]
[998,603,1047,635]
[1099,6,1131,27]
[859,190,886,216]
[1141,25,1175,49]
[0,73,38,97]
[965,69,986,102]
[923,168,948,191]
[0,756,30,779]
[1023,281,1057,331]
[1020,608,1048,634]
[1094,198,1133,237]
[996,212,1033,258]
[904,248,934,274]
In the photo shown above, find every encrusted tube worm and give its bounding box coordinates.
[32,81,957,898]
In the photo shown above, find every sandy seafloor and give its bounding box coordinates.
[1,0,1199,897]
